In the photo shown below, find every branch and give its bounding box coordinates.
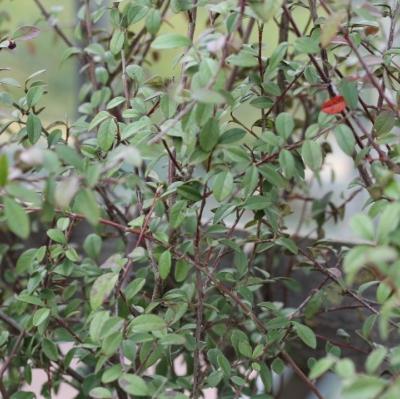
[32,0,74,47]
[0,310,84,384]
[299,248,399,329]
[281,351,325,399]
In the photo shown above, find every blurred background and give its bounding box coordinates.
[1,0,76,119]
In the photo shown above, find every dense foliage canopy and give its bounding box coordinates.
[1,1,400,398]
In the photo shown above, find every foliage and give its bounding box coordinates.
[1,1,400,398]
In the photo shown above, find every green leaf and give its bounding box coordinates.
[238,340,253,358]
[309,356,335,379]
[10,392,35,399]
[74,189,100,225]
[16,249,36,275]
[124,277,146,300]
[258,165,287,188]
[18,293,44,306]
[244,195,270,211]
[83,234,102,259]
[32,308,50,327]
[97,118,117,151]
[151,33,191,49]
[243,166,259,197]
[12,25,40,40]
[219,128,246,144]
[301,140,322,171]
[231,375,247,386]
[335,359,355,378]
[276,112,294,140]
[101,332,122,357]
[97,317,124,342]
[89,311,110,342]
[146,9,162,35]
[294,37,320,54]
[90,387,113,399]
[159,333,186,346]
[293,322,317,349]
[26,113,42,144]
[89,111,111,131]
[110,29,125,55]
[227,51,258,67]
[334,124,355,156]
[4,196,30,239]
[159,250,172,280]
[276,237,298,255]
[366,346,387,374]
[279,149,296,179]
[343,246,368,283]
[199,118,220,152]
[193,89,225,104]
[377,203,400,242]
[350,213,374,241]
[90,273,118,310]
[207,370,224,387]
[129,314,167,333]
[213,171,234,201]
[6,183,41,206]
[376,281,391,304]
[177,181,202,202]
[119,374,149,396]
[102,365,123,384]
[171,0,193,13]
[47,228,66,244]
[250,96,273,109]
[0,154,8,187]
[217,354,232,376]
[339,80,358,110]
[249,0,282,22]
[266,44,288,78]
[174,259,190,282]
[341,375,386,399]
[259,363,273,392]
[170,200,187,229]
[107,96,125,110]
[26,86,45,108]
[374,111,395,136]
[61,46,81,63]
[55,144,84,170]
[42,338,59,361]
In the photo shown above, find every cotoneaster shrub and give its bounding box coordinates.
[1,1,400,398]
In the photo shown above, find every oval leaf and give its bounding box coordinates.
[151,33,191,50]
[4,196,30,239]
[90,273,118,310]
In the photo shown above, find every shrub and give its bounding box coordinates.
[1,1,400,398]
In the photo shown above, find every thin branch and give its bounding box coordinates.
[191,154,212,399]
[32,0,74,47]
[0,332,24,399]
[281,351,325,399]
[120,48,130,107]
[299,248,399,329]
[0,310,84,384]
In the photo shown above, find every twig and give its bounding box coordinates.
[281,351,325,399]
[0,331,24,399]
[191,155,212,399]
[299,248,399,329]
[32,0,74,47]
[0,311,84,384]
[120,48,130,107]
